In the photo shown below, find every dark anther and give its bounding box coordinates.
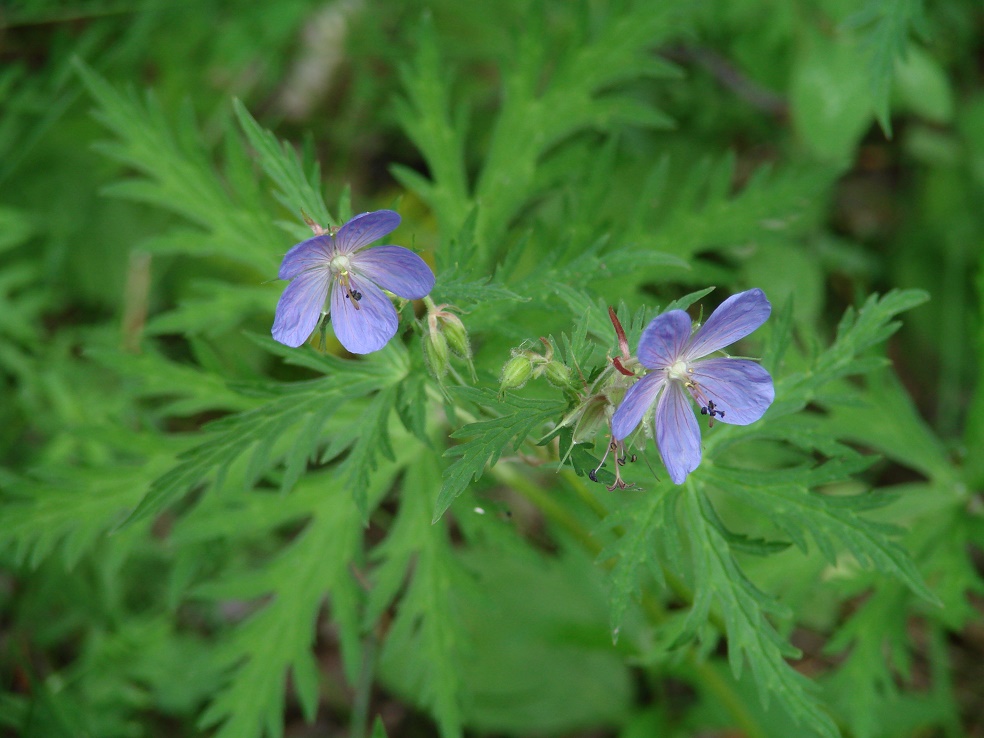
[701,400,725,419]
[588,470,599,483]
[617,455,626,466]
[348,290,363,301]
[630,454,637,462]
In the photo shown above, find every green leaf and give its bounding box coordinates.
[824,369,952,482]
[698,495,792,557]
[893,44,954,124]
[232,98,334,226]
[332,384,399,518]
[197,470,371,738]
[432,271,527,309]
[144,281,276,339]
[391,15,472,268]
[772,289,930,411]
[397,3,679,273]
[631,156,839,262]
[0,462,164,569]
[845,0,925,135]
[451,544,634,734]
[370,717,389,738]
[435,388,567,522]
[372,452,469,738]
[703,464,939,605]
[824,587,914,738]
[120,357,401,529]
[596,490,674,639]
[75,60,282,274]
[682,491,840,738]
[0,262,46,350]
[0,207,34,253]
[790,30,873,161]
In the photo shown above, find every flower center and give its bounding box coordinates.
[329,253,351,274]
[666,359,727,425]
[329,254,363,311]
[667,360,690,382]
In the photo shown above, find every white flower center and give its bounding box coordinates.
[667,359,690,382]
[329,253,351,274]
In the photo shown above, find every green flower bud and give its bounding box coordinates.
[500,354,533,392]
[440,314,471,359]
[541,360,573,390]
[423,330,450,379]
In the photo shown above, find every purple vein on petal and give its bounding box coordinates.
[272,269,331,347]
[685,288,771,359]
[611,372,666,441]
[655,382,702,484]
[329,274,398,354]
[334,210,401,255]
[636,310,692,369]
[278,236,332,280]
[690,358,775,426]
[355,245,435,299]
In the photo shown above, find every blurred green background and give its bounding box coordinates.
[2,1,984,736]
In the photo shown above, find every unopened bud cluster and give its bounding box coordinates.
[423,301,475,381]
[498,338,579,395]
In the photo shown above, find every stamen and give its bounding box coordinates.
[699,399,725,427]
[589,437,636,491]
[590,440,617,482]
[337,270,362,311]
[684,377,727,428]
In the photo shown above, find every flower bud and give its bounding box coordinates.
[541,360,573,390]
[500,354,533,392]
[423,330,450,379]
[440,313,471,359]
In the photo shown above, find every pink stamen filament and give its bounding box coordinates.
[589,437,635,491]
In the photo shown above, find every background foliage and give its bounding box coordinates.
[2,1,984,737]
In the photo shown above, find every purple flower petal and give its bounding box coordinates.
[611,372,666,441]
[329,274,398,354]
[272,269,331,347]
[637,310,693,369]
[334,210,401,255]
[278,235,332,280]
[684,288,771,360]
[690,358,775,425]
[656,381,702,484]
[354,245,435,299]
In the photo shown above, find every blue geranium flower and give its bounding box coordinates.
[272,210,435,354]
[611,289,775,484]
